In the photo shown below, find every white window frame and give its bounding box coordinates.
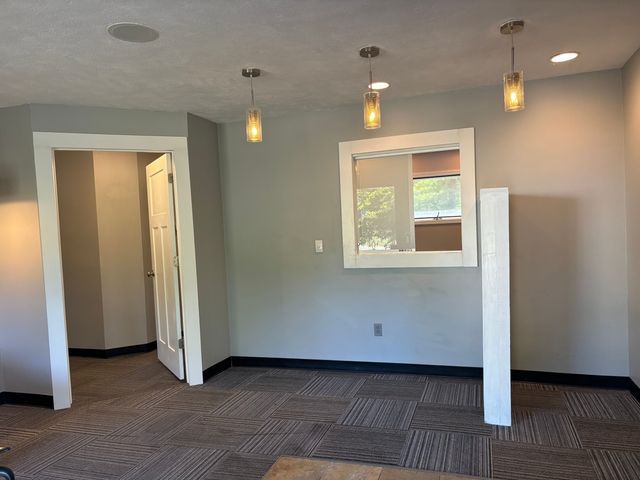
[339,128,477,269]
[33,132,204,410]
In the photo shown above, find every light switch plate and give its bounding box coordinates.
[315,240,323,253]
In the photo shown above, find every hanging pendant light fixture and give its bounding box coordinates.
[242,68,263,142]
[360,46,381,129]
[500,20,525,112]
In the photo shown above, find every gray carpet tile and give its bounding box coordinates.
[0,427,40,449]
[201,368,269,390]
[491,440,597,480]
[35,439,157,480]
[271,395,351,423]
[2,431,93,476]
[512,382,559,391]
[511,388,569,413]
[298,375,366,398]
[369,374,428,383]
[4,352,640,480]
[422,382,483,408]
[242,374,313,393]
[339,398,417,430]
[573,417,640,451]
[589,449,640,480]
[94,384,186,409]
[48,406,142,436]
[400,429,491,477]
[120,445,225,480]
[152,388,235,413]
[565,390,640,421]
[494,408,581,448]
[211,391,290,419]
[106,409,197,445]
[202,452,277,480]
[312,425,409,465]
[0,405,71,430]
[239,418,330,456]
[167,416,264,450]
[356,379,426,401]
[409,403,493,436]
[267,368,320,378]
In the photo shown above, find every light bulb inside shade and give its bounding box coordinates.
[368,81,389,90]
[363,91,381,129]
[550,52,579,63]
[246,107,262,142]
[503,71,525,112]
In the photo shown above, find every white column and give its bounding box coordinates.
[480,187,511,426]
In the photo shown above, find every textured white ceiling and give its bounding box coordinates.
[1,0,639,122]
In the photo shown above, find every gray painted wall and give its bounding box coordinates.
[187,114,230,368]
[0,105,52,395]
[93,151,154,349]
[29,104,188,137]
[55,151,157,350]
[219,69,629,376]
[624,48,640,387]
[0,105,229,397]
[55,151,106,350]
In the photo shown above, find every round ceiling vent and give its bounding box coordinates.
[107,23,159,43]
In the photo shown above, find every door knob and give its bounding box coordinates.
[146,271,155,278]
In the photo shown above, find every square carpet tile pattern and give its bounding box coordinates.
[1,352,640,479]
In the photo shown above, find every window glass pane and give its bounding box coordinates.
[355,154,414,252]
[357,186,396,250]
[413,175,461,219]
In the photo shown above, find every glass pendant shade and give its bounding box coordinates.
[503,71,525,112]
[363,91,381,129]
[246,107,262,142]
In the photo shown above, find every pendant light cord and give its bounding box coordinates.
[510,27,515,73]
[250,74,255,108]
[368,54,373,92]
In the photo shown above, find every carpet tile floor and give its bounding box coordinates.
[1,351,639,479]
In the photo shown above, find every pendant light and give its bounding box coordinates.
[242,68,263,142]
[360,46,381,129]
[500,20,525,112]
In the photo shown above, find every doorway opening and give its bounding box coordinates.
[33,132,204,410]
[54,150,186,398]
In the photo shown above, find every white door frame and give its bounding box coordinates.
[33,132,204,410]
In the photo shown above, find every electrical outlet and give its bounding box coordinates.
[373,323,383,336]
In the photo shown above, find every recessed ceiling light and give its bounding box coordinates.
[550,52,579,63]
[107,23,159,43]
[368,81,390,90]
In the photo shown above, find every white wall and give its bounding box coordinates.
[0,105,52,395]
[219,69,629,376]
[624,48,640,387]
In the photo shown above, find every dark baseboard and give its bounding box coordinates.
[0,391,54,408]
[203,357,232,381]
[69,341,157,359]
[230,356,639,395]
[512,369,632,390]
[231,356,483,378]
[630,379,640,402]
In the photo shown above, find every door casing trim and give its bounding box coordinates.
[33,132,204,409]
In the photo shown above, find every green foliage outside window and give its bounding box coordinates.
[414,175,461,219]
[357,186,396,250]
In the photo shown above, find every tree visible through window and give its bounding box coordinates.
[357,186,396,250]
[413,175,461,219]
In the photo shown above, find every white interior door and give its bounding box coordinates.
[146,154,185,379]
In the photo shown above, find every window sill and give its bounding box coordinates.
[415,217,461,226]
